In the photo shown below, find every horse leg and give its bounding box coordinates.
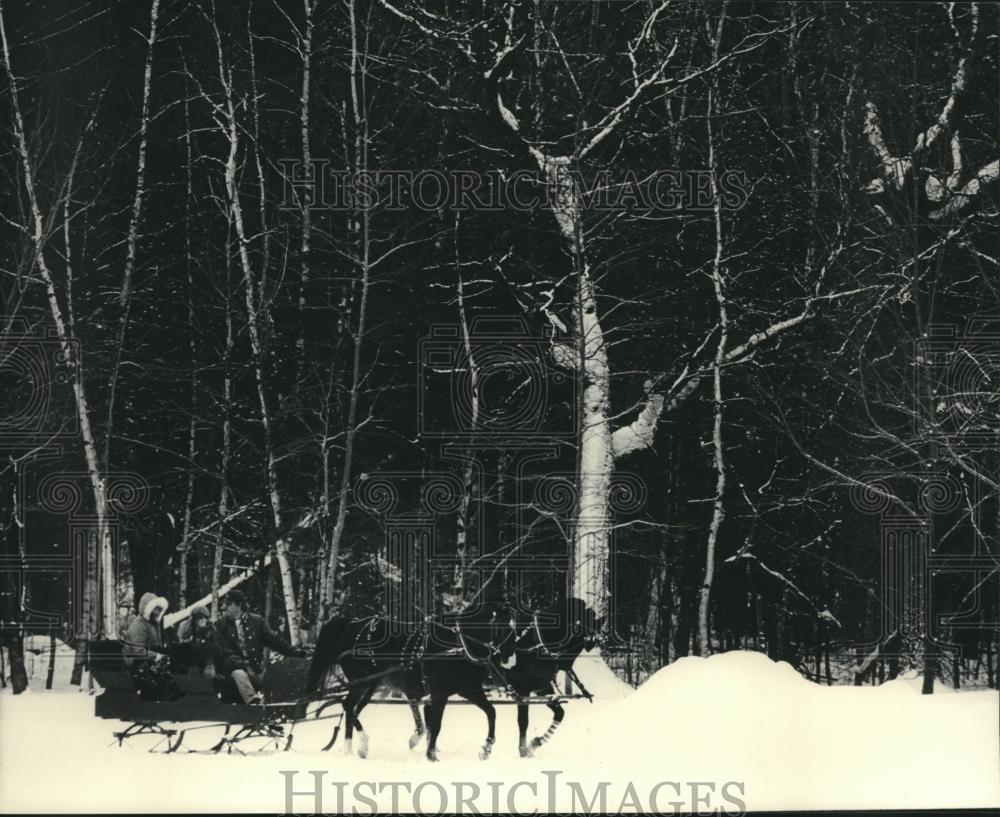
[352,684,376,759]
[529,700,565,754]
[406,687,426,750]
[459,687,496,760]
[517,702,532,758]
[341,685,366,756]
[423,690,448,762]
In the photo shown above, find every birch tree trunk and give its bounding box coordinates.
[405,0,834,630]
[452,228,479,605]
[297,0,313,366]
[246,14,271,295]
[696,6,729,657]
[206,18,301,644]
[227,141,300,643]
[322,0,369,608]
[520,148,615,619]
[212,241,235,622]
[178,92,197,608]
[1,3,117,637]
[105,0,160,477]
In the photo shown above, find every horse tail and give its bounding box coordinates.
[306,616,351,692]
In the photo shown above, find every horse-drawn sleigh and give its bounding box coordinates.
[88,597,600,760]
[88,639,326,753]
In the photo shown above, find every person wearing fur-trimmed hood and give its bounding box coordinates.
[122,591,181,701]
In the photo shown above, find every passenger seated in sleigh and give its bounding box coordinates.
[172,604,219,678]
[214,590,307,705]
[121,592,183,701]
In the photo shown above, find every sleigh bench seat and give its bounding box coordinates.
[88,641,310,726]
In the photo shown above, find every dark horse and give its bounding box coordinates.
[306,600,514,760]
[306,597,601,761]
[501,597,601,757]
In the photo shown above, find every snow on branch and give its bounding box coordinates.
[863,3,981,198]
[724,550,836,623]
[612,380,666,458]
[854,630,897,676]
[162,554,273,628]
[928,158,999,220]
[578,38,679,159]
[610,237,853,459]
[863,101,910,193]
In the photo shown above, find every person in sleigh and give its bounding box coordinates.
[214,590,307,704]
[122,592,183,701]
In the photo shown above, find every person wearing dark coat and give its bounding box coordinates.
[173,604,218,677]
[214,590,306,703]
[122,592,182,701]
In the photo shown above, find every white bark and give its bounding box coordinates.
[297,0,313,358]
[106,0,161,469]
[206,17,301,644]
[1,4,116,637]
[213,252,235,622]
[531,152,614,620]
[386,0,831,626]
[178,93,197,608]
[862,5,992,220]
[246,16,271,294]
[323,0,369,609]
[698,29,728,655]
[453,221,479,602]
[928,159,999,220]
[612,382,666,458]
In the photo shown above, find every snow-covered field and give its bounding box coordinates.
[1,650,997,813]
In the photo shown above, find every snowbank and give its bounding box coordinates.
[1,650,996,813]
[572,650,633,699]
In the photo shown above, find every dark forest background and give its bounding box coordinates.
[2,0,998,691]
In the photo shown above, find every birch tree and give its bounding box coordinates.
[696,3,729,657]
[379,0,852,624]
[318,0,372,611]
[1,1,117,637]
[105,0,161,477]
[189,1,302,643]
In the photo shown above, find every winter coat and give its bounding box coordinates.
[175,616,219,672]
[122,592,169,667]
[215,612,297,674]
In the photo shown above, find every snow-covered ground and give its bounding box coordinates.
[1,650,997,813]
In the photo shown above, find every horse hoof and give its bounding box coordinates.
[426,749,439,762]
[519,744,534,759]
[357,733,369,759]
[479,745,493,760]
[408,731,424,750]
